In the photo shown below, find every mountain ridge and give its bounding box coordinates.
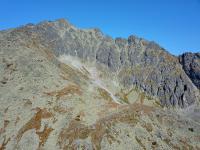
[1,18,198,108]
[0,18,200,149]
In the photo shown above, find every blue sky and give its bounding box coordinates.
[0,0,200,55]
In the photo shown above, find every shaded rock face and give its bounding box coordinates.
[1,19,199,108]
[179,52,200,89]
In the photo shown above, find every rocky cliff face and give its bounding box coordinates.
[0,19,199,108]
[179,52,200,89]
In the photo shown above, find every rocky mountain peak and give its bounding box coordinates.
[1,19,199,108]
[0,19,200,149]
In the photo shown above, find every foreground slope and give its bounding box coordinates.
[0,19,200,149]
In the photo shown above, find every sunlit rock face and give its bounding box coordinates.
[179,52,200,89]
[0,19,200,149]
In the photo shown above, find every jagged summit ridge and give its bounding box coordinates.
[1,19,199,108]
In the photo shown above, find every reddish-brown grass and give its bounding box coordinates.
[16,108,53,143]
[57,103,154,149]
[44,84,82,100]
[36,124,54,148]
[0,136,10,150]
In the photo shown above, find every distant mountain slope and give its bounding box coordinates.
[1,19,199,108]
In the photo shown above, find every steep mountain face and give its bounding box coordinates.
[0,19,200,149]
[179,52,200,89]
[1,19,199,108]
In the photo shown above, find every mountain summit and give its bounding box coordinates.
[2,19,199,107]
[0,19,200,149]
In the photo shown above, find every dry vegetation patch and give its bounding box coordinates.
[0,136,10,150]
[44,84,82,100]
[135,136,146,150]
[59,63,89,84]
[16,108,53,144]
[115,88,135,103]
[98,88,113,103]
[57,103,154,149]
[36,124,54,148]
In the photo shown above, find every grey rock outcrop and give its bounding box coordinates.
[0,19,199,108]
[179,52,200,89]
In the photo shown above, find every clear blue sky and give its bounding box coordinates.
[0,0,200,55]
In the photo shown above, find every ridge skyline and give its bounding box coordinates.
[1,18,199,57]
